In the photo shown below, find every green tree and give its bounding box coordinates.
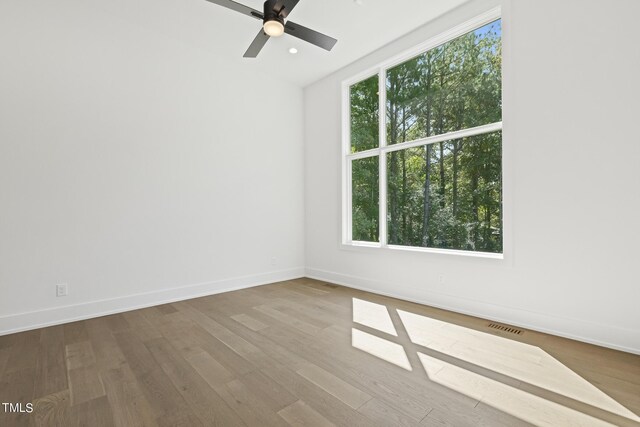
[350,20,502,253]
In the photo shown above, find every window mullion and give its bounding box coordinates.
[378,68,388,246]
[342,82,350,244]
[346,158,353,243]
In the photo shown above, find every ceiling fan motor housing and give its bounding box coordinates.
[204,0,337,57]
[263,0,285,26]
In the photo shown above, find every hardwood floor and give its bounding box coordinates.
[0,278,638,426]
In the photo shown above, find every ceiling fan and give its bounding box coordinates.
[204,0,338,58]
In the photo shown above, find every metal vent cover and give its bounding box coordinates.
[488,322,523,335]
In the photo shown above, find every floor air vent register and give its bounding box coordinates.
[488,322,524,335]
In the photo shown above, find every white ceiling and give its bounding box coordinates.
[137,0,471,86]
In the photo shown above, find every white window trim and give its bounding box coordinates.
[341,7,504,259]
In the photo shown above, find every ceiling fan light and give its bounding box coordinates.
[263,19,285,37]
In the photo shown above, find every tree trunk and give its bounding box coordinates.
[420,56,434,247]
[439,142,445,209]
[388,78,399,244]
[422,144,432,247]
[452,141,459,217]
[471,172,479,246]
[389,153,399,244]
[437,66,447,210]
[401,107,408,244]
[401,150,407,244]
[484,203,492,251]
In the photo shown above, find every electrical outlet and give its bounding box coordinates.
[56,283,68,297]
[271,257,277,266]
[438,274,446,285]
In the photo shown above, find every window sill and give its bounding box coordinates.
[340,241,504,260]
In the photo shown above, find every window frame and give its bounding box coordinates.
[341,7,504,259]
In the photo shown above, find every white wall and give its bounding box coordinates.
[2,0,638,354]
[0,0,304,333]
[304,0,640,353]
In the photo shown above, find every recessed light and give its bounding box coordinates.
[289,47,298,54]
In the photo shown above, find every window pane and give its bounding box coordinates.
[352,156,379,242]
[387,131,502,253]
[350,75,379,153]
[386,20,501,145]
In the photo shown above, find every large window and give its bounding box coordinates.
[344,12,503,256]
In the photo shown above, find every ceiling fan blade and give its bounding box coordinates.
[204,0,262,21]
[274,0,300,19]
[243,30,270,58]
[284,21,337,51]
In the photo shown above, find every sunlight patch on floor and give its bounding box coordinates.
[348,298,639,425]
[352,298,398,336]
[397,309,640,423]
[418,352,615,427]
[351,328,412,371]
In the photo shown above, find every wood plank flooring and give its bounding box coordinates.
[0,278,638,426]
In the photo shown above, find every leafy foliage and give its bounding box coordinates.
[350,76,379,153]
[351,20,503,253]
[352,156,379,241]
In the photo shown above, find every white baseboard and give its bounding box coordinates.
[305,267,640,355]
[0,268,304,336]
